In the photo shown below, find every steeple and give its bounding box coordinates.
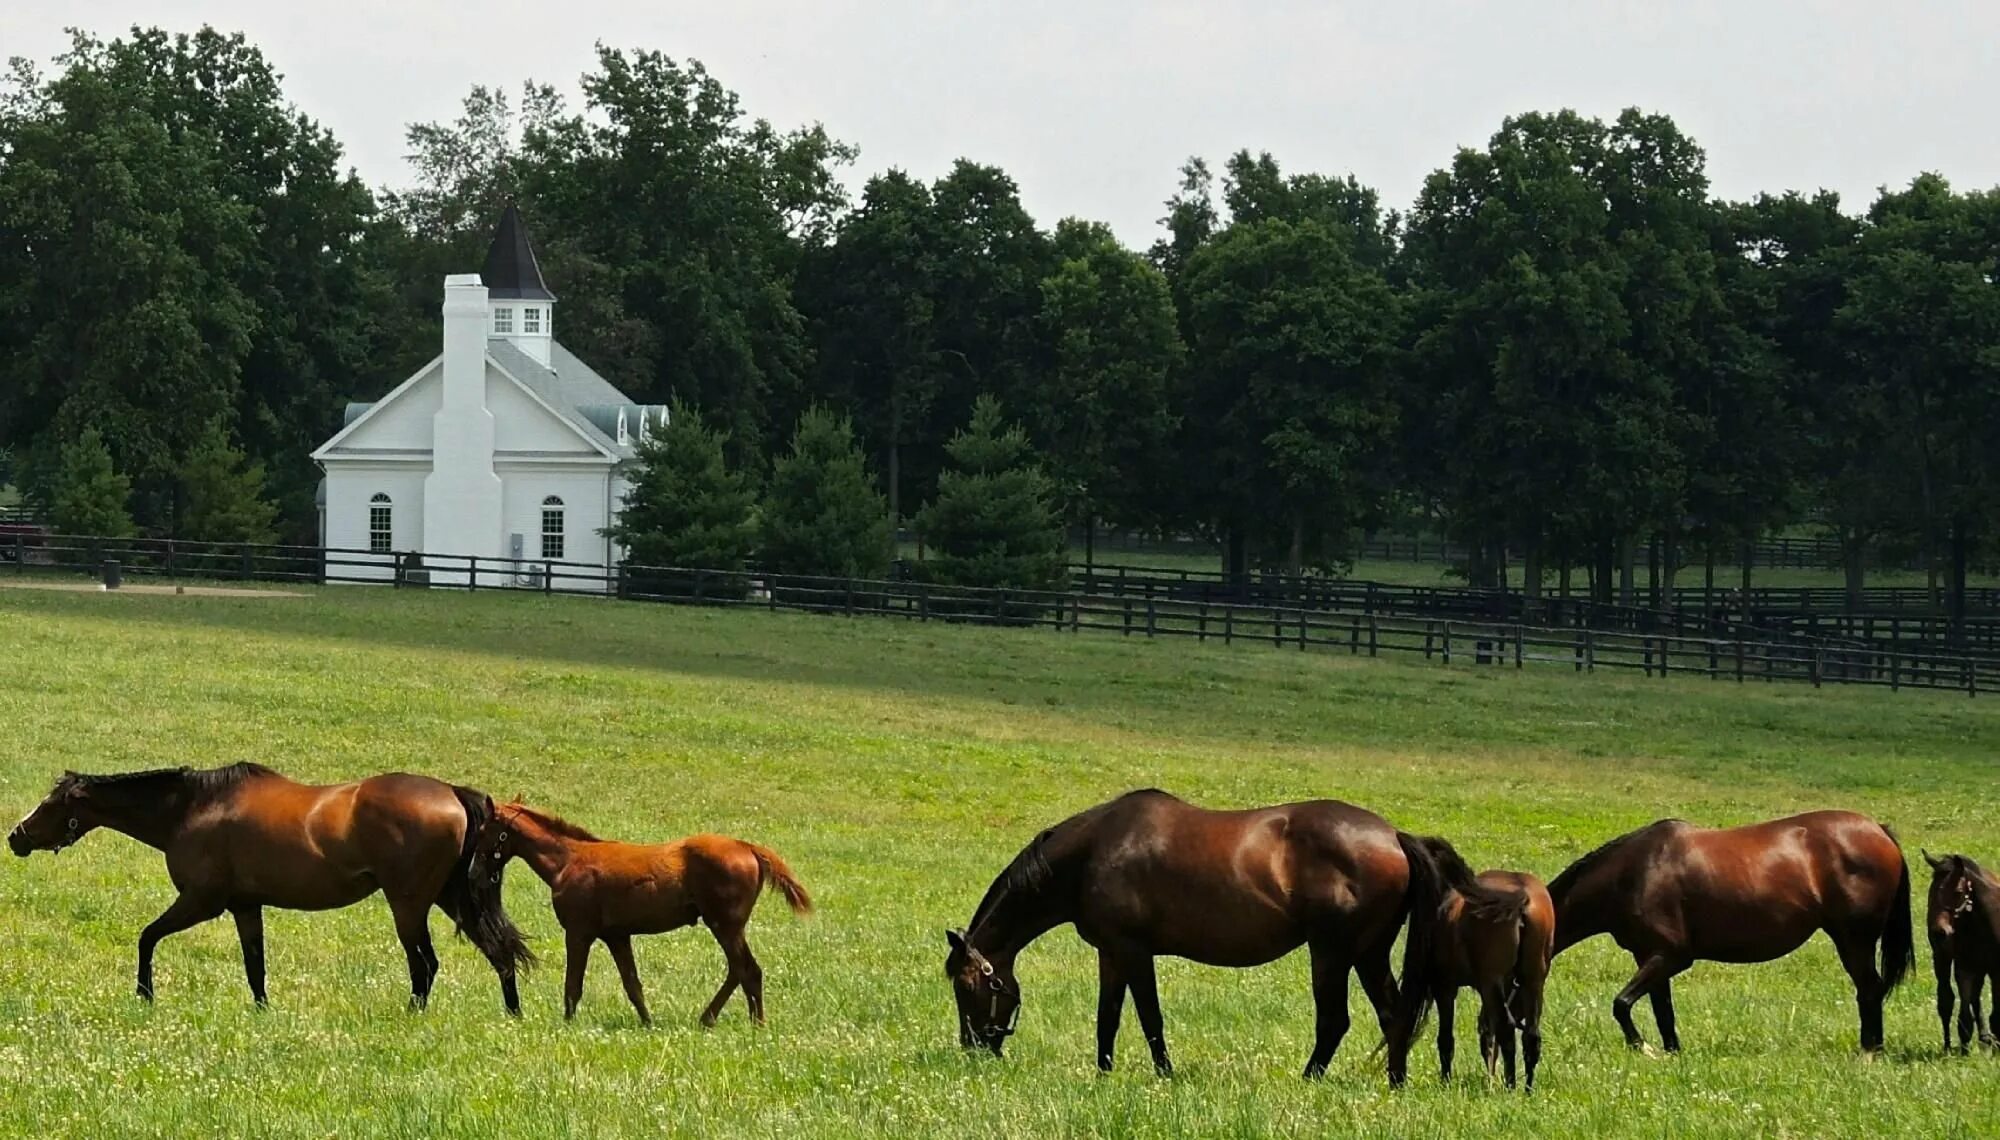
[480,205,555,365]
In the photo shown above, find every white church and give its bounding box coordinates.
[314,208,666,588]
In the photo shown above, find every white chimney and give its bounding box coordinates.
[423,274,504,568]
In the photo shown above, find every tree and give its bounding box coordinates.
[797,170,942,550]
[761,408,891,579]
[914,396,1066,593]
[605,402,758,572]
[177,429,279,545]
[1403,109,1704,599]
[51,428,134,537]
[1028,219,1183,562]
[1180,218,1401,575]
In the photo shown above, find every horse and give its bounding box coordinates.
[1548,811,1913,1054]
[1921,851,2000,1053]
[1419,860,1553,1090]
[8,763,533,1011]
[941,788,1519,1085]
[469,802,813,1026]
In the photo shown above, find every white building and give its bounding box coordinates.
[313,208,665,588]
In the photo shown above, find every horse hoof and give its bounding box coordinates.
[1637,1043,1659,1059]
[700,1014,719,1030]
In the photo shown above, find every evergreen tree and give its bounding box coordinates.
[51,429,134,537]
[605,401,758,571]
[914,397,1066,593]
[177,429,279,545]
[761,408,891,578]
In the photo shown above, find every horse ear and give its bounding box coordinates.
[945,929,967,953]
[1923,849,1945,871]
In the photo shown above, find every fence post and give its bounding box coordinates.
[545,563,554,594]
[1146,599,1158,638]
[1584,628,1595,672]
[1197,601,1208,642]
[393,552,405,589]
[1070,595,1080,632]
[240,546,253,581]
[1122,595,1133,636]
[1369,615,1379,657]
[1224,606,1234,644]
[693,569,706,603]
[1810,649,1823,688]
[165,540,177,579]
[1443,622,1453,665]
[468,557,479,591]
[1515,625,1525,668]
[919,583,931,622]
[615,565,629,600]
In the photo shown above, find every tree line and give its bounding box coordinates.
[2,28,1997,612]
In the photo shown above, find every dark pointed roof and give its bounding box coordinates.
[480,205,556,302]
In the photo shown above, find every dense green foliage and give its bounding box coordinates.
[176,429,279,546]
[913,397,1066,592]
[49,428,135,537]
[604,403,758,571]
[760,408,892,578]
[2,584,1998,1136]
[2,24,1997,610]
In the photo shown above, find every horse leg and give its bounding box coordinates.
[707,920,765,1026]
[1956,964,1989,1052]
[1491,984,1519,1087]
[1515,975,1546,1092]
[1301,943,1351,1080]
[1096,952,1128,1073]
[1435,985,1457,1084]
[1476,989,1499,1080]
[698,919,742,1027]
[601,935,651,1026]
[389,895,440,1010]
[1831,927,1886,1054]
[1988,968,2000,1047]
[1126,956,1173,1077]
[1931,935,1956,1052]
[1648,981,1681,1054]
[564,928,594,1021]
[231,905,268,1007]
[136,893,225,1001]
[1355,937,1399,1044]
[1612,954,1685,1052]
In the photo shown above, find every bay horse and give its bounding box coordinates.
[8,763,532,1011]
[470,802,813,1025]
[1921,851,2000,1052]
[1548,811,1913,1054]
[942,788,1518,1084]
[1419,859,1553,1090]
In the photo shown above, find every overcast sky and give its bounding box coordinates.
[5,1,1997,247]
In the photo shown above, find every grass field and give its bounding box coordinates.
[1,582,1997,1137]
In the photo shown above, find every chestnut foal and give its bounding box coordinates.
[471,802,812,1025]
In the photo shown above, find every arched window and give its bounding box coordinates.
[540,496,565,560]
[368,493,393,554]
[616,408,629,445]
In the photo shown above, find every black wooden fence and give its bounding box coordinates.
[8,531,1997,698]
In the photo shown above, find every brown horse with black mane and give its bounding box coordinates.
[943,788,1518,1084]
[8,763,532,1011]
[470,802,813,1026]
[1421,863,1554,1090]
[1922,851,2000,1053]
[1549,810,1913,1054]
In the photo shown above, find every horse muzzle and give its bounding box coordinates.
[7,828,32,857]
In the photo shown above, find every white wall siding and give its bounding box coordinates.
[323,465,429,581]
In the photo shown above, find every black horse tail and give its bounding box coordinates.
[441,785,536,976]
[1880,825,1914,995]
[1394,834,1526,1040]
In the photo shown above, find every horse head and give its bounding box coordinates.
[1922,850,1978,937]
[944,929,1020,1056]
[9,772,95,856]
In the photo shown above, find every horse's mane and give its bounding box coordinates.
[59,762,275,801]
[1548,818,1681,897]
[506,803,602,842]
[967,828,1056,934]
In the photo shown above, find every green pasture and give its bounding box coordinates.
[0,581,1995,1137]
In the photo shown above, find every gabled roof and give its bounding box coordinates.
[315,340,667,462]
[481,205,556,302]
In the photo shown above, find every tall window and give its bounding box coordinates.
[540,496,565,560]
[616,408,629,445]
[369,493,393,554]
[493,306,514,334]
[523,307,543,335]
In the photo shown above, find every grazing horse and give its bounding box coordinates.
[1422,860,1554,1090]
[1922,851,2000,1052]
[942,788,1518,1084]
[470,802,813,1025]
[8,764,532,1011]
[1548,811,1913,1054]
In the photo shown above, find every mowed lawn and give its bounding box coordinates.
[0,582,1995,1138]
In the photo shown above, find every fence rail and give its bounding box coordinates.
[8,532,1995,698]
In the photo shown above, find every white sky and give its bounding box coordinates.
[5,1,1997,246]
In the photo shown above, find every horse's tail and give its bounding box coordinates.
[746,842,814,917]
[1393,834,1525,1043]
[1880,825,1915,995]
[442,785,536,975]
